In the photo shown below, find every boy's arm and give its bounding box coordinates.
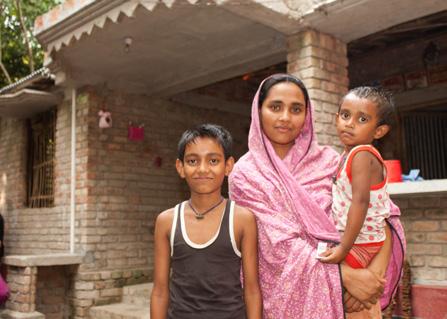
[150,209,173,319]
[237,207,262,319]
[320,151,373,263]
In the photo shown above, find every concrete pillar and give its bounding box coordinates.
[287,29,349,152]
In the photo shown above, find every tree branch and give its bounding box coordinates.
[15,0,35,72]
[0,2,13,84]
[0,62,12,84]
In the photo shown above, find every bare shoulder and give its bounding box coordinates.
[351,150,380,168]
[352,149,376,162]
[155,207,176,232]
[233,204,256,224]
[353,149,383,168]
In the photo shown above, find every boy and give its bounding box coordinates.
[150,124,262,319]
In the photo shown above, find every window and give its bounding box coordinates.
[401,109,447,180]
[27,110,56,208]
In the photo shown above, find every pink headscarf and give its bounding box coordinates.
[229,74,405,318]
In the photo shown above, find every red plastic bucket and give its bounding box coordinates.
[384,160,403,183]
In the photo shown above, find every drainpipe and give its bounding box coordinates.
[70,88,76,254]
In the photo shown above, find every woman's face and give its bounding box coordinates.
[260,82,307,158]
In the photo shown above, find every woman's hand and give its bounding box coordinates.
[344,291,365,313]
[341,264,385,307]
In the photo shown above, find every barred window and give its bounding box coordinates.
[27,110,55,208]
[401,111,447,180]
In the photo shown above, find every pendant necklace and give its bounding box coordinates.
[188,197,225,220]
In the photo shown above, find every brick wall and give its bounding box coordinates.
[6,265,38,313]
[0,96,88,255]
[393,195,447,283]
[36,266,72,319]
[287,29,348,152]
[0,114,71,254]
[0,118,27,212]
[349,32,447,87]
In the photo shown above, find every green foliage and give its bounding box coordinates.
[0,0,62,88]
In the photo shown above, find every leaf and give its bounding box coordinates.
[0,0,62,87]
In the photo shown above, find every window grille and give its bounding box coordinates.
[402,112,447,180]
[27,110,55,208]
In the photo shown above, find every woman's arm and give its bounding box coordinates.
[238,207,262,319]
[150,210,173,319]
[341,264,385,308]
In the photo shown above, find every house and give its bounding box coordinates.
[0,0,446,318]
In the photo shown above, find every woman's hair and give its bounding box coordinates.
[177,123,233,161]
[344,86,396,127]
[258,74,310,108]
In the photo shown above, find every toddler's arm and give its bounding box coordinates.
[237,206,262,319]
[150,209,173,319]
[320,151,375,264]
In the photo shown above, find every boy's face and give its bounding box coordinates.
[336,93,390,150]
[176,137,234,195]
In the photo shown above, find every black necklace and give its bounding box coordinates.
[188,197,225,220]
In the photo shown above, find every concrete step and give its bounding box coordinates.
[89,303,149,319]
[0,310,45,319]
[122,283,153,306]
[89,283,153,319]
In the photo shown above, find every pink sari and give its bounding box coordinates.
[229,75,405,318]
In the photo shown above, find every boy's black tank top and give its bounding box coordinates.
[168,200,246,319]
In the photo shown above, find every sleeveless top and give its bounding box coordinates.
[332,145,391,244]
[168,200,246,319]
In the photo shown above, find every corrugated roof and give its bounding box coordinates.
[0,67,54,95]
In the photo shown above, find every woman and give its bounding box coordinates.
[229,74,405,318]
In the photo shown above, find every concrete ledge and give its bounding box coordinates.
[3,253,84,267]
[388,179,447,197]
[0,310,45,319]
[412,284,447,319]
[393,284,447,319]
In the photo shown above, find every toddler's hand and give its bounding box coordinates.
[319,245,347,264]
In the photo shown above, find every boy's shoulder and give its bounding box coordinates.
[155,206,177,229]
[232,202,256,223]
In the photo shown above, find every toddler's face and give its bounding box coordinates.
[336,94,388,150]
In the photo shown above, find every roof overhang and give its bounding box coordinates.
[35,0,290,95]
[35,0,447,51]
[0,89,60,118]
[300,0,447,42]
[33,0,447,96]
